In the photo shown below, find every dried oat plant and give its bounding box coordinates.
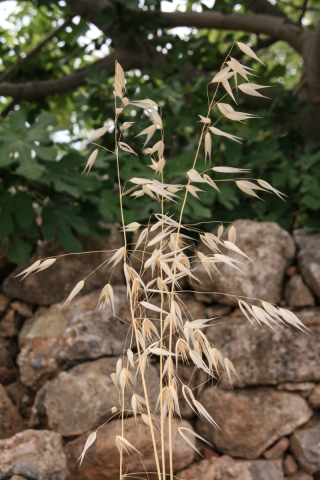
[19,42,309,480]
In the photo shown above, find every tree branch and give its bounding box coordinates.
[160,11,309,53]
[0,16,74,83]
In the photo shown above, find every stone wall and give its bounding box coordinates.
[0,222,319,480]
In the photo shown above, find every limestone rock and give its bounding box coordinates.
[17,287,134,389]
[240,459,284,480]
[290,424,320,474]
[196,387,312,459]
[284,275,315,308]
[308,385,320,408]
[178,455,252,480]
[32,357,159,437]
[0,384,23,439]
[277,383,315,397]
[0,429,67,480]
[3,227,124,305]
[193,220,295,306]
[64,417,195,480]
[263,437,290,459]
[205,309,320,387]
[294,230,320,299]
[0,337,18,385]
[0,309,19,337]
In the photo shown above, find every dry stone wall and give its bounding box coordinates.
[0,222,319,480]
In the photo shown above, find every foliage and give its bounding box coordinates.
[0,0,319,263]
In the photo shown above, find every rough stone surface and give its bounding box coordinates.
[294,230,320,299]
[0,309,19,337]
[284,455,298,475]
[178,455,252,480]
[196,387,312,459]
[5,379,35,420]
[32,357,159,437]
[10,301,33,318]
[263,437,290,459]
[64,417,195,480]
[308,385,320,408]
[285,473,314,480]
[284,275,315,308]
[0,384,23,439]
[240,459,284,480]
[277,383,315,397]
[206,304,232,318]
[194,220,295,306]
[205,309,320,387]
[3,227,124,305]
[17,287,134,389]
[0,294,9,316]
[0,429,67,480]
[291,424,320,474]
[0,337,18,385]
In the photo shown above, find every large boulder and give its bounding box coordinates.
[290,424,320,474]
[205,309,320,387]
[294,230,320,299]
[196,387,312,459]
[64,417,195,480]
[3,227,124,305]
[0,429,67,480]
[17,287,133,389]
[194,220,295,306]
[32,357,159,437]
[177,455,252,480]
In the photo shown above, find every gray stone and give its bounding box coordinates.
[240,459,284,480]
[64,417,195,480]
[285,472,314,480]
[196,387,312,459]
[194,220,295,306]
[0,429,67,480]
[284,275,315,308]
[32,357,159,437]
[205,309,320,387]
[178,455,252,480]
[294,230,320,299]
[3,226,124,306]
[17,287,134,389]
[291,424,320,474]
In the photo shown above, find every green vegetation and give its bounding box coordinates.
[0,0,319,263]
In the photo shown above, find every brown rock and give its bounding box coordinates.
[284,275,315,308]
[294,230,320,299]
[284,455,298,475]
[32,357,159,437]
[5,379,35,419]
[277,383,316,397]
[196,387,312,459]
[240,459,284,480]
[0,429,67,480]
[193,220,295,306]
[0,384,23,439]
[308,385,320,408]
[0,309,19,337]
[205,309,320,387]
[64,417,195,480]
[285,472,314,480]
[0,294,9,316]
[178,455,252,480]
[10,301,33,318]
[291,424,320,473]
[264,437,290,459]
[17,287,134,389]
[206,304,232,318]
[286,266,298,277]
[0,337,18,385]
[10,476,27,480]
[3,227,124,305]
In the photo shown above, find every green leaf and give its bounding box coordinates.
[7,233,33,264]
